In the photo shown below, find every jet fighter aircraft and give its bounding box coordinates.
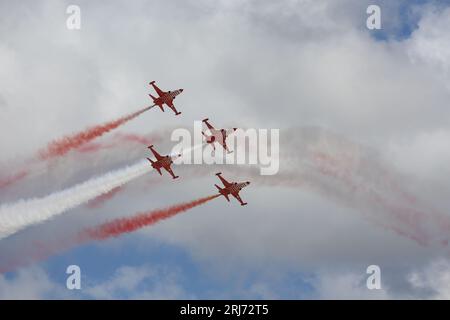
[214,172,250,206]
[202,118,237,153]
[146,145,180,179]
[148,81,183,115]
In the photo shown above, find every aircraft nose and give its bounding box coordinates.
[247,181,251,185]
[180,88,184,92]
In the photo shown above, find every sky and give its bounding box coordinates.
[1,0,450,299]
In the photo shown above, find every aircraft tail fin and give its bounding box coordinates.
[147,158,161,175]
[215,184,230,202]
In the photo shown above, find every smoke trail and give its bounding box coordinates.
[37,106,153,160]
[0,144,203,240]
[0,130,163,192]
[0,195,219,273]
[113,132,157,146]
[77,131,164,154]
[80,194,219,241]
[0,110,155,191]
[0,160,152,240]
[86,186,124,209]
[0,170,29,189]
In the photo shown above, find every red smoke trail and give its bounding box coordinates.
[86,175,168,210]
[37,106,151,160]
[309,149,450,246]
[80,194,220,241]
[310,151,433,244]
[113,132,157,146]
[0,111,154,190]
[77,132,162,154]
[0,195,219,273]
[77,142,113,154]
[0,130,161,192]
[87,186,124,208]
[0,169,29,189]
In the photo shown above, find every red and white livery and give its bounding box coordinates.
[146,145,181,179]
[148,81,183,116]
[214,172,250,206]
[202,118,237,153]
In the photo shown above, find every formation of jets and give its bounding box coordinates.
[145,81,250,206]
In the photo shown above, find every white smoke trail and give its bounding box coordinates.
[0,144,203,240]
[0,160,151,240]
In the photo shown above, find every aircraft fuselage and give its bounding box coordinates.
[152,156,172,169]
[154,89,183,105]
[223,182,250,195]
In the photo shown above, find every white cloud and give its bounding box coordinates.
[408,259,450,299]
[0,264,191,299]
[314,271,391,300]
[0,267,65,299]
[407,7,450,79]
[84,265,192,299]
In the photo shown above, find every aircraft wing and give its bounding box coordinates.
[216,173,231,187]
[232,192,246,206]
[148,146,163,160]
[150,81,165,97]
[164,164,179,179]
[219,140,231,153]
[166,100,175,110]
[203,119,215,131]
[166,100,182,115]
